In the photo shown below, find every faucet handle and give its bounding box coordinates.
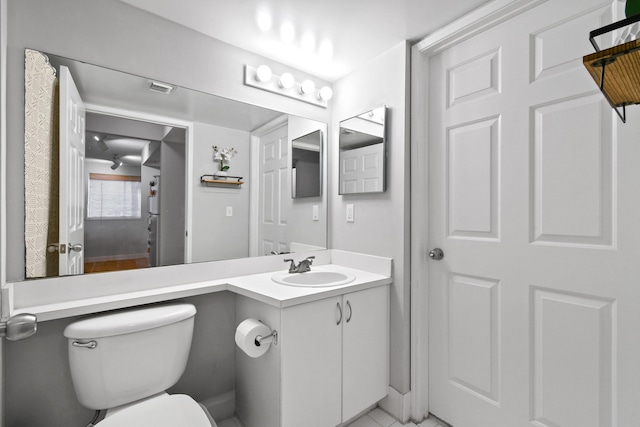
[284,258,296,273]
[305,256,315,264]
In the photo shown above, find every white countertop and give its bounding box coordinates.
[9,250,392,321]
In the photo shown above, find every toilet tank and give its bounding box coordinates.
[63,304,197,410]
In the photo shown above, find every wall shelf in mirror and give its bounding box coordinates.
[584,13,640,123]
[200,174,244,187]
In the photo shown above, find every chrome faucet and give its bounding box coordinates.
[284,256,315,273]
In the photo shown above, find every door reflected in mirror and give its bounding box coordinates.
[23,49,327,280]
[292,130,322,199]
[338,106,387,195]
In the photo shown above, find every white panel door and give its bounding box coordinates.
[258,123,289,255]
[59,65,85,276]
[340,143,384,193]
[426,1,640,426]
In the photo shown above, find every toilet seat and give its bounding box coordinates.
[97,393,215,427]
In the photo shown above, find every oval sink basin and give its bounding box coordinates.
[272,270,355,287]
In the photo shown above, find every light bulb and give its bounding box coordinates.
[300,79,315,95]
[279,72,295,89]
[318,86,333,101]
[255,65,272,83]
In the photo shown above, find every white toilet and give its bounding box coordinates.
[63,303,217,426]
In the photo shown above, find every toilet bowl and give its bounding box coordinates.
[63,304,216,427]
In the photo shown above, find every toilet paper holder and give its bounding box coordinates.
[255,329,278,346]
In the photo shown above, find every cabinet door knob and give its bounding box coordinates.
[346,300,352,323]
[336,302,343,325]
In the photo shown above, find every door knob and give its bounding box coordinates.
[428,248,444,260]
[69,243,83,252]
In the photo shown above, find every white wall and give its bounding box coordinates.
[330,42,411,394]
[288,116,328,251]
[192,123,251,262]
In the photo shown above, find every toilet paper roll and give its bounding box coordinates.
[235,318,272,358]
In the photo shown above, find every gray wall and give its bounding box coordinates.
[330,42,411,393]
[192,122,251,262]
[3,292,236,427]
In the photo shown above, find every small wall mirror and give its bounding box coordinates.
[292,130,322,198]
[338,106,387,194]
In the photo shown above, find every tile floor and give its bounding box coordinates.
[347,408,448,427]
[217,409,448,427]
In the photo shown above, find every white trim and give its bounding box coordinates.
[0,3,7,426]
[409,0,547,421]
[379,386,412,424]
[249,115,288,257]
[415,0,548,55]
[84,103,195,264]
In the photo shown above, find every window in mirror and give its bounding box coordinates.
[338,106,387,194]
[87,174,142,219]
[292,130,322,198]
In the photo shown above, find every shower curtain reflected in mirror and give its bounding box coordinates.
[24,49,60,278]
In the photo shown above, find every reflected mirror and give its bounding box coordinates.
[23,49,327,279]
[338,106,387,194]
[292,130,322,198]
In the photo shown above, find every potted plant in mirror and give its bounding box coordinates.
[212,145,238,180]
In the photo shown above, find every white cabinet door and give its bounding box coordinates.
[281,286,389,427]
[342,286,390,421]
[281,295,342,427]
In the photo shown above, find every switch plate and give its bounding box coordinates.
[346,204,354,222]
[312,205,319,221]
[226,206,233,217]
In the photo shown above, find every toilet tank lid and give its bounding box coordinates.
[63,304,197,339]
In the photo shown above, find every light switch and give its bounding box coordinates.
[346,204,354,222]
[226,206,233,217]
[313,205,319,221]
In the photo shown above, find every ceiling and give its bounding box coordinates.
[117,0,491,81]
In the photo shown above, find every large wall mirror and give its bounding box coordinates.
[338,106,387,195]
[23,49,327,280]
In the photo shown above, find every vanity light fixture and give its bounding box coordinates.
[279,72,295,89]
[255,65,272,83]
[318,86,333,101]
[244,65,332,108]
[299,79,315,95]
[149,81,175,95]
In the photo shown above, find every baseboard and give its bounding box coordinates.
[378,386,411,424]
[84,253,148,263]
[199,390,235,421]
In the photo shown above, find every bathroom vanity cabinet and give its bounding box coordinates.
[280,285,389,427]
